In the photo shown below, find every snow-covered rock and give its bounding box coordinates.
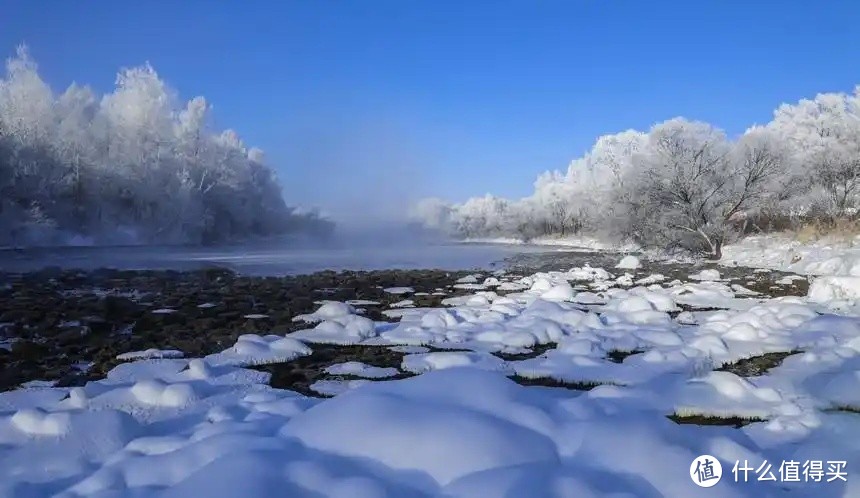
[689,269,721,281]
[206,334,312,366]
[615,255,642,270]
[808,276,860,302]
[401,352,511,374]
[117,349,184,361]
[290,315,378,345]
[292,301,357,323]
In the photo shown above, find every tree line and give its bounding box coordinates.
[412,86,860,258]
[0,46,333,247]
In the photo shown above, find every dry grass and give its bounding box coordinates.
[793,218,860,243]
[509,375,615,391]
[824,405,860,415]
[716,350,801,377]
[667,412,766,428]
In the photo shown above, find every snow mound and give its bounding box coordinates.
[325,361,399,379]
[293,301,357,323]
[615,255,642,269]
[11,408,71,436]
[635,273,666,285]
[206,334,312,366]
[116,348,184,361]
[689,269,721,281]
[567,265,612,281]
[401,352,511,374]
[674,371,786,419]
[290,315,378,345]
[540,282,574,301]
[282,369,559,486]
[573,291,604,305]
[384,287,414,295]
[130,379,199,408]
[808,276,860,302]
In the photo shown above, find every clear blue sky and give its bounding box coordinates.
[3,1,859,222]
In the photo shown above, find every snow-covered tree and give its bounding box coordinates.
[768,88,860,214]
[623,119,789,258]
[409,84,858,257]
[0,45,332,246]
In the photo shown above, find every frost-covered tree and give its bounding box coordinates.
[622,119,789,258]
[0,44,332,246]
[411,84,856,257]
[769,88,860,214]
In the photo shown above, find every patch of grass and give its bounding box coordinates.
[492,342,557,361]
[793,218,860,244]
[509,375,612,391]
[717,350,801,377]
[667,413,766,428]
[250,344,413,397]
[675,304,729,313]
[606,349,645,364]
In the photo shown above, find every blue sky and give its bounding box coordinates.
[3,1,859,222]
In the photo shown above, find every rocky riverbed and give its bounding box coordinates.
[0,251,810,392]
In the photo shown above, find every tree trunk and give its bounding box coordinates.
[709,240,723,260]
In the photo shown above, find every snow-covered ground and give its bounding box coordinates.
[722,234,860,276]
[463,235,639,252]
[2,259,858,497]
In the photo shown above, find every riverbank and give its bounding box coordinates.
[0,251,811,391]
[0,267,480,391]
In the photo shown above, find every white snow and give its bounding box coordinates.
[150,308,177,315]
[325,362,399,379]
[290,313,379,345]
[723,233,860,277]
[206,334,312,366]
[116,348,184,361]
[689,268,722,281]
[292,301,357,323]
[309,379,371,396]
[3,258,860,497]
[401,352,512,374]
[383,287,414,295]
[615,254,642,269]
[808,276,860,303]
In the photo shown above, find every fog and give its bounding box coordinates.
[277,111,438,233]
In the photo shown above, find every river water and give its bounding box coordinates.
[0,242,574,276]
